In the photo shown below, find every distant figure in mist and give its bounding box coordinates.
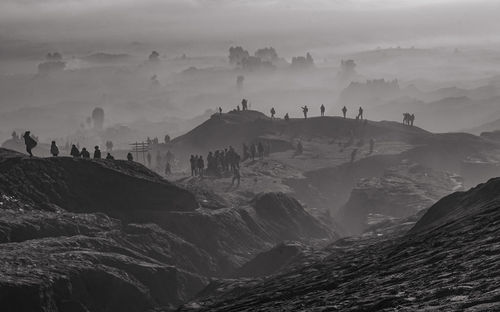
[258,142,264,160]
[23,131,37,157]
[320,104,325,117]
[106,153,114,160]
[219,107,222,116]
[94,146,101,159]
[302,106,309,119]
[357,107,364,120]
[369,138,375,155]
[410,114,415,126]
[70,144,80,158]
[342,106,347,118]
[165,162,171,175]
[147,153,152,167]
[241,99,248,111]
[237,105,240,111]
[190,155,196,176]
[127,152,133,161]
[198,156,205,177]
[50,141,59,157]
[232,166,241,187]
[350,149,358,163]
[250,144,257,161]
[284,113,290,121]
[270,107,276,119]
[294,141,303,156]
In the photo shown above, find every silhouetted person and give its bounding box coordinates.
[410,114,415,126]
[165,162,171,175]
[50,141,59,157]
[70,144,80,158]
[320,104,325,117]
[241,99,248,111]
[81,148,90,159]
[358,107,364,120]
[23,131,37,157]
[94,146,101,159]
[250,144,256,161]
[232,166,241,187]
[127,152,133,161]
[342,106,347,118]
[270,107,276,119]
[284,113,290,121]
[350,149,358,163]
[302,106,309,119]
[106,153,114,160]
[147,152,152,167]
[219,107,222,115]
[198,156,205,177]
[190,155,196,176]
[257,142,264,159]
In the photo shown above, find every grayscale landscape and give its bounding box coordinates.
[1,0,500,311]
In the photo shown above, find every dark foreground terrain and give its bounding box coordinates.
[0,149,333,311]
[179,177,500,311]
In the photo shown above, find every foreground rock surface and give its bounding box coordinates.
[0,148,334,311]
[179,178,500,311]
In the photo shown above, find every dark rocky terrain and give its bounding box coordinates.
[0,148,333,311]
[179,177,500,311]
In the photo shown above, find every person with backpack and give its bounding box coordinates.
[23,131,37,157]
[70,144,80,158]
[94,146,101,159]
[50,141,59,157]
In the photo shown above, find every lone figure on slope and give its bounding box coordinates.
[342,106,347,118]
[302,106,309,119]
[50,141,59,157]
[23,131,37,157]
[320,104,325,117]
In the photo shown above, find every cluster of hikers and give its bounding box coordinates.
[403,113,415,126]
[242,141,270,160]
[190,146,242,177]
[66,144,115,160]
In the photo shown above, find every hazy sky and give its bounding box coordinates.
[1,0,499,56]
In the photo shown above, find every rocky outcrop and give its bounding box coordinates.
[0,148,334,310]
[179,177,500,311]
[336,163,461,235]
[0,149,198,217]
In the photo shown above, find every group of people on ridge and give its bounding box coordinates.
[403,113,415,126]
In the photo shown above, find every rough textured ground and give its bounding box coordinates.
[179,178,500,311]
[0,148,334,311]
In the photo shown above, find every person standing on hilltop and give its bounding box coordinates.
[219,107,222,116]
[70,144,80,158]
[284,113,290,121]
[241,99,248,111]
[342,106,347,118]
[320,104,325,117]
[302,106,309,119]
[270,107,276,119]
[94,146,101,159]
[358,106,364,120]
[23,131,37,157]
[198,156,205,177]
[50,141,59,157]
[127,152,133,161]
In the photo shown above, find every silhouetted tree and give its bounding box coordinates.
[92,107,105,130]
[254,47,278,63]
[229,46,249,65]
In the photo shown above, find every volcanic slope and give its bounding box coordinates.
[168,110,500,236]
[179,177,500,311]
[0,148,334,311]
